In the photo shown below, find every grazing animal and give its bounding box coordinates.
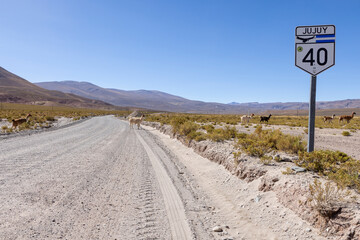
[339,112,356,124]
[12,114,32,129]
[323,114,336,123]
[241,113,255,124]
[129,115,144,129]
[260,114,272,123]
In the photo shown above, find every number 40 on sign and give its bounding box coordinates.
[295,25,335,75]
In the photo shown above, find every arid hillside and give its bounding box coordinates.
[0,67,116,109]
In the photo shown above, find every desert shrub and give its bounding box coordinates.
[260,155,273,165]
[296,150,360,191]
[297,150,351,173]
[178,121,199,136]
[206,126,237,142]
[342,131,351,136]
[170,116,188,134]
[192,132,207,142]
[308,179,349,218]
[236,132,248,139]
[276,133,306,154]
[236,126,306,157]
[237,137,269,157]
[45,116,56,121]
[201,124,215,133]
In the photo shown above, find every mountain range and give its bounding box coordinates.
[1,65,360,114]
[35,80,360,114]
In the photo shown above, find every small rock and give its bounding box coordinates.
[291,166,306,173]
[254,195,262,203]
[305,228,312,232]
[272,177,279,182]
[213,226,223,232]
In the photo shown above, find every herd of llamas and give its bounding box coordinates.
[7,111,357,131]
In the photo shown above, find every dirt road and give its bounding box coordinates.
[0,116,198,240]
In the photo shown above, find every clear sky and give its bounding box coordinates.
[0,0,359,104]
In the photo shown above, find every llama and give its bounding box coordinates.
[12,113,32,129]
[129,115,144,129]
[323,114,336,123]
[339,112,356,124]
[241,113,255,124]
[260,114,272,123]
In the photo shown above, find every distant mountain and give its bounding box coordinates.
[0,67,116,109]
[35,80,360,114]
[35,81,250,113]
[228,102,240,105]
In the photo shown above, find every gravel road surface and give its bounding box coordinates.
[0,116,199,240]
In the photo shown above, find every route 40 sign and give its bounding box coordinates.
[295,25,335,75]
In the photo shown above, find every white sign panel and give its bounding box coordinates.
[295,25,335,75]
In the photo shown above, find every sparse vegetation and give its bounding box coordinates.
[342,131,351,136]
[308,179,349,218]
[296,150,360,191]
[235,126,306,158]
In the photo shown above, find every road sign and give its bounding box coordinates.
[295,25,335,75]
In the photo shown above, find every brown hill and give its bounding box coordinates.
[0,66,116,109]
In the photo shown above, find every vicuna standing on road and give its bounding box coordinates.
[129,115,144,129]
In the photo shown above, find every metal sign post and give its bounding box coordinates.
[295,25,335,152]
[308,75,317,152]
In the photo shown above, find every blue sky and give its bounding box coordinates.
[0,0,359,104]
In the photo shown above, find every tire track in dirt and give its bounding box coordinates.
[136,131,193,240]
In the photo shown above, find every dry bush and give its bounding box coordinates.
[308,179,349,218]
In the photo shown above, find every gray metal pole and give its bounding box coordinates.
[307,75,317,152]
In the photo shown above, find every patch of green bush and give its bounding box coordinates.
[235,126,306,157]
[296,150,360,191]
[342,131,351,136]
